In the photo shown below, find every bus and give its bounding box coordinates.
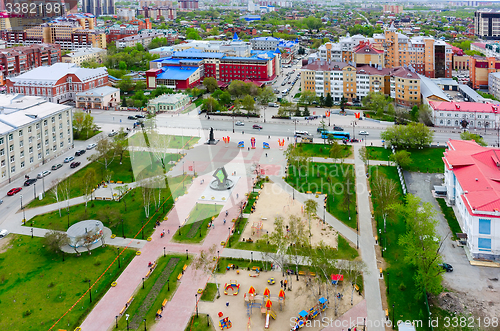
[321,131,350,140]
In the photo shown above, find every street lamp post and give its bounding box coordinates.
[387,272,390,295]
[115,315,118,329]
[217,250,220,271]
[251,251,253,262]
[88,280,92,303]
[31,227,33,239]
[392,304,395,329]
[167,279,169,291]
[21,195,26,224]
[178,225,181,236]
[144,318,147,331]
[195,293,199,317]
[33,183,36,200]
[121,219,125,238]
[186,249,188,260]
[67,209,70,229]
[118,248,121,268]
[163,246,166,257]
[126,314,129,330]
[142,277,145,289]
[207,314,210,327]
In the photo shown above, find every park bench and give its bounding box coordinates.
[177,273,183,280]
[385,309,389,320]
[145,270,151,278]
[119,306,127,315]
[309,272,316,277]
[183,264,187,271]
[261,217,267,221]
[162,299,168,308]
[298,271,306,276]
[252,266,260,271]
[117,181,123,184]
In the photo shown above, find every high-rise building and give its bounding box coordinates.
[475,10,500,40]
[82,0,115,16]
[178,0,198,10]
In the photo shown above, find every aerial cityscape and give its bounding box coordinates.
[0,0,500,330]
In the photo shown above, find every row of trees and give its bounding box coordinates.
[73,111,98,139]
[381,123,434,149]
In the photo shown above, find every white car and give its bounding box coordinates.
[37,170,51,179]
[235,121,244,126]
[359,131,369,136]
[0,229,8,238]
[87,143,97,150]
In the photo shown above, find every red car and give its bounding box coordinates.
[7,187,22,196]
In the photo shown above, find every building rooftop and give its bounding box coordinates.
[419,75,451,102]
[156,66,199,80]
[76,86,119,97]
[0,94,71,134]
[149,93,189,104]
[444,139,500,216]
[302,60,351,71]
[429,101,499,113]
[8,63,107,85]
[62,47,106,58]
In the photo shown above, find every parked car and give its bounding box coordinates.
[51,163,63,170]
[87,143,97,150]
[70,162,81,168]
[253,125,263,129]
[37,170,51,178]
[333,126,344,131]
[75,149,86,156]
[24,178,37,186]
[359,131,369,135]
[0,229,9,238]
[7,187,22,196]
[64,156,74,163]
[439,263,453,272]
[128,115,136,120]
[108,131,118,137]
[268,102,279,107]
[235,121,244,126]
[135,114,145,118]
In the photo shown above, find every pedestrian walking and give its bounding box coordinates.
[280,280,283,288]
[223,219,226,224]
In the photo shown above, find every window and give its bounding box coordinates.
[29,147,32,153]
[45,130,48,136]
[1,160,4,167]
[60,142,64,147]
[11,166,15,173]
[36,123,40,129]
[8,134,13,141]
[479,219,491,235]
[18,130,22,137]
[45,139,48,146]
[43,120,47,126]
[20,151,23,157]
[9,145,13,152]
[478,238,492,251]
[20,161,24,168]
[10,155,14,163]
[29,156,33,164]
[58,114,62,120]
[19,141,23,147]
[38,152,41,159]
[0,137,3,145]
[51,117,55,123]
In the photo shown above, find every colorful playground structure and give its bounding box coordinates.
[224,280,240,296]
[219,317,232,330]
[243,286,286,329]
[290,297,328,330]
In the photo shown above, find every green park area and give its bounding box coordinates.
[286,162,357,229]
[128,133,200,150]
[294,143,352,159]
[130,151,184,177]
[116,254,186,331]
[367,146,446,173]
[369,165,431,330]
[172,203,223,243]
[0,235,135,331]
[185,314,215,331]
[200,283,218,302]
[25,176,191,239]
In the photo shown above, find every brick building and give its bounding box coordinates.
[5,63,108,104]
[469,56,500,89]
[0,44,61,77]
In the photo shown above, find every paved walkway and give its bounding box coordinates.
[352,144,385,331]
[321,299,367,331]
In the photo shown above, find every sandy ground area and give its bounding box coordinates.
[199,269,363,331]
[241,183,338,248]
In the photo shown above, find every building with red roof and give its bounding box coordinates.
[428,101,499,129]
[443,139,500,260]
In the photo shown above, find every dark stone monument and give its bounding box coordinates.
[205,127,219,145]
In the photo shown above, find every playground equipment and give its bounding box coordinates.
[278,289,286,311]
[224,280,240,296]
[331,274,344,285]
[267,277,275,285]
[290,297,327,330]
[263,287,270,298]
[251,221,263,237]
[263,299,276,329]
[219,317,232,330]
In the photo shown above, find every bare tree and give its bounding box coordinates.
[140,178,154,218]
[89,136,116,172]
[147,129,174,171]
[304,199,318,244]
[371,174,400,232]
[51,178,62,217]
[267,216,290,277]
[104,169,114,198]
[60,178,71,214]
[116,184,129,211]
[192,244,221,298]
[288,215,309,281]
[81,226,103,254]
[83,168,96,213]
[42,230,70,255]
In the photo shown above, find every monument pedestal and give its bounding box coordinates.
[205,127,219,145]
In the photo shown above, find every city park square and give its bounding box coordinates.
[0,125,382,331]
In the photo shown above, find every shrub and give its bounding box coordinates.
[398,283,406,291]
[22,310,32,317]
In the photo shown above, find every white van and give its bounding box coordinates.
[282,89,289,96]
[294,130,310,137]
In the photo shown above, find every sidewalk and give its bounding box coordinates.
[352,145,385,331]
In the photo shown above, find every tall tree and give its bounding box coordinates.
[329,140,344,162]
[389,150,413,168]
[304,199,318,244]
[392,194,445,297]
[241,95,256,114]
[363,92,388,117]
[203,77,218,93]
[42,230,70,255]
[460,131,487,146]
[83,168,96,213]
[359,146,368,165]
[90,136,117,172]
[371,174,400,230]
[192,244,222,298]
[267,216,290,277]
[202,97,219,113]
[325,93,333,108]
[381,123,434,149]
[300,90,317,105]
[257,86,275,114]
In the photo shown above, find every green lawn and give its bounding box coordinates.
[130,151,183,177]
[364,111,395,122]
[116,254,186,331]
[369,165,431,330]
[216,258,267,274]
[200,283,218,301]
[172,204,223,243]
[294,143,352,159]
[128,133,200,150]
[0,235,135,331]
[28,150,136,208]
[185,314,216,331]
[367,147,445,173]
[25,176,191,239]
[437,198,462,241]
[74,129,102,141]
[243,192,259,214]
[286,162,357,229]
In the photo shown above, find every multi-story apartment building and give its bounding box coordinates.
[117,8,136,21]
[301,60,421,107]
[475,10,500,40]
[488,72,500,100]
[428,101,498,129]
[117,32,164,48]
[178,0,199,10]
[97,24,138,44]
[5,63,108,104]
[0,44,61,77]
[61,48,106,66]
[383,4,403,13]
[0,94,73,184]
[82,0,115,16]
[353,41,384,68]
[138,7,177,20]
[250,37,299,56]
[469,56,500,89]
[139,0,173,6]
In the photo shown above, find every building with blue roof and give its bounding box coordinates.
[251,37,299,56]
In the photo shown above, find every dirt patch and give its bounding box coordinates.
[0,236,13,254]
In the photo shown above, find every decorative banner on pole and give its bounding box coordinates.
[238,141,244,148]
[263,142,270,149]
[222,136,230,147]
[325,111,331,117]
[251,137,256,149]
[355,112,361,119]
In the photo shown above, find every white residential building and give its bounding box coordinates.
[61,47,107,66]
[444,139,500,260]
[147,93,190,114]
[489,72,500,100]
[0,94,73,184]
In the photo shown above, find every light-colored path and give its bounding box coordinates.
[321,299,368,331]
[352,144,385,331]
